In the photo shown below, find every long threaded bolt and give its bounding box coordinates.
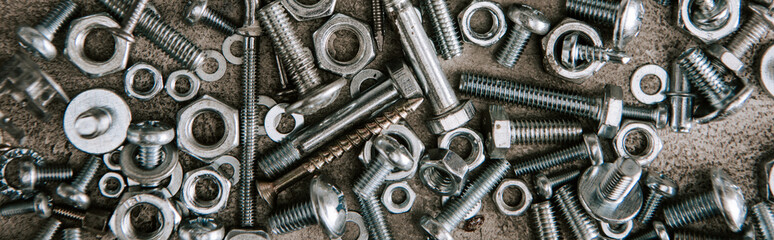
[33,218,61,240]
[421,0,462,59]
[677,48,734,110]
[420,159,511,239]
[509,119,583,144]
[565,0,643,49]
[662,168,746,232]
[19,160,73,189]
[751,202,774,240]
[513,133,602,176]
[268,177,347,239]
[0,193,51,218]
[185,0,238,35]
[725,4,774,59]
[534,169,582,199]
[495,4,550,68]
[126,120,175,170]
[16,0,78,60]
[55,156,101,209]
[108,0,149,42]
[562,33,631,69]
[530,201,561,240]
[238,0,260,228]
[636,171,678,224]
[61,228,82,240]
[372,0,384,51]
[553,185,600,240]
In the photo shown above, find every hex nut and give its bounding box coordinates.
[438,127,485,170]
[458,0,508,47]
[613,120,663,166]
[381,181,416,214]
[177,95,239,161]
[492,179,532,216]
[542,19,605,83]
[109,189,182,240]
[314,14,375,77]
[705,44,745,76]
[166,70,201,102]
[281,0,336,21]
[180,165,231,215]
[419,149,470,196]
[426,100,476,135]
[359,124,424,182]
[98,172,125,198]
[676,0,741,43]
[597,85,624,139]
[487,105,511,159]
[64,13,130,78]
[124,62,163,101]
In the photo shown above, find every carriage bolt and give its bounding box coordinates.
[126,120,174,170]
[553,184,600,240]
[52,207,111,233]
[33,218,61,240]
[561,32,631,69]
[565,0,643,49]
[637,171,678,224]
[267,177,347,239]
[255,60,421,179]
[16,0,78,61]
[107,0,148,42]
[663,168,746,232]
[0,193,51,218]
[185,0,238,35]
[530,201,561,240]
[420,0,462,59]
[384,0,475,134]
[513,133,603,177]
[372,0,384,51]
[237,0,260,227]
[256,99,423,207]
[18,160,73,189]
[725,4,774,59]
[627,221,670,240]
[62,228,82,240]
[534,169,581,200]
[459,73,669,133]
[667,60,694,133]
[55,156,101,209]
[496,4,550,68]
[578,158,643,223]
[751,202,774,240]
[488,104,583,158]
[420,159,511,240]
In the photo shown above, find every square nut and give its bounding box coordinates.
[598,85,623,139]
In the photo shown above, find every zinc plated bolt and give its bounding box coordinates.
[627,221,670,240]
[185,0,238,35]
[372,0,384,51]
[126,121,175,170]
[662,168,747,232]
[237,0,260,228]
[513,133,603,177]
[530,201,561,240]
[495,4,550,68]
[553,185,600,240]
[534,169,581,200]
[107,0,149,42]
[565,0,643,49]
[0,193,52,218]
[420,0,463,59]
[61,228,82,240]
[673,230,740,240]
[52,207,111,233]
[419,159,511,240]
[18,160,73,189]
[32,218,61,240]
[55,156,101,209]
[267,177,347,239]
[677,48,734,110]
[751,202,774,240]
[636,171,678,224]
[578,158,643,223]
[725,4,774,59]
[16,0,78,61]
[561,32,631,68]
[489,105,584,146]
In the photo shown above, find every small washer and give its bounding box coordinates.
[256,95,278,136]
[0,148,46,200]
[166,70,201,102]
[102,146,123,171]
[124,62,163,101]
[630,64,668,104]
[438,128,485,171]
[332,211,368,240]
[264,103,304,142]
[211,155,241,185]
[458,1,508,47]
[600,220,633,239]
[98,172,125,198]
[381,181,416,214]
[195,50,228,82]
[349,69,384,98]
[63,89,131,154]
[493,179,532,216]
[222,34,244,65]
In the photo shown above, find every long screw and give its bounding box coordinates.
[18,160,73,189]
[32,218,61,240]
[751,202,774,240]
[513,134,601,177]
[459,73,668,129]
[256,98,423,207]
[0,193,51,218]
[562,32,631,68]
[372,0,384,52]
[725,4,774,59]
[530,201,561,240]
[677,48,734,110]
[662,168,746,232]
[61,228,82,240]
[421,0,462,59]
[16,0,78,60]
[553,185,600,240]
[636,171,678,224]
[238,0,260,228]
[55,156,101,209]
[108,0,149,42]
[184,0,238,35]
[534,169,581,199]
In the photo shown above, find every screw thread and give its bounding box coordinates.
[509,119,583,144]
[422,0,462,59]
[459,73,600,120]
[268,201,319,235]
[752,202,774,240]
[137,145,162,169]
[652,0,671,6]
[372,0,384,50]
[513,143,589,176]
[598,159,641,201]
[359,194,394,240]
[120,0,149,34]
[663,192,721,228]
[62,228,82,240]
[199,6,237,35]
[257,141,302,179]
[672,230,727,240]
[622,106,660,123]
[678,48,733,109]
[37,166,73,181]
[420,0,450,58]
[572,44,630,64]
[637,192,665,224]
[548,169,582,188]
[496,27,532,68]
[36,0,78,40]
[33,219,61,240]
[0,202,36,216]
[727,13,769,58]
[239,36,258,227]
[71,156,100,191]
[52,207,85,221]
[258,2,322,95]
[354,160,393,198]
[531,201,562,240]
[565,0,619,26]
[436,159,511,231]
[627,230,659,240]
[554,185,600,240]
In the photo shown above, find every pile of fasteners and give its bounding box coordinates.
[1,0,774,239]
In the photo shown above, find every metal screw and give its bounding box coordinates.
[459,73,669,130]
[677,48,734,110]
[32,218,61,240]
[238,0,260,228]
[530,201,561,240]
[419,159,511,239]
[578,158,643,223]
[16,0,78,60]
[18,160,73,189]
[490,105,583,145]
[267,177,347,239]
[662,168,747,232]
[420,0,462,59]
[553,185,600,240]
[55,156,101,209]
[513,133,603,177]
[637,171,678,224]
[61,228,82,240]
[274,50,297,99]
[372,0,384,51]
[184,0,238,35]
[52,207,111,233]
[627,221,670,240]
[751,202,774,240]
[725,4,774,58]
[673,230,735,240]
[534,169,581,200]
[565,0,643,49]
[496,4,550,68]
[256,99,423,207]
[561,32,631,68]
[0,193,51,218]
[107,0,149,42]
[126,120,175,169]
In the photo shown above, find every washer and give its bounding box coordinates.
[195,50,228,82]
[124,62,163,101]
[438,127,485,171]
[256,95,277,136]
[264,103,304,142]
[63,89,131,154]
[458,0,508,47]
[492,179,532,216]
[381,181,416,214]
[211,155,241,185]
[760,44,774,98]
[349,69,384,98]
[222,34,244,65]
[165,70,201,102]
[630,64,668,104]
[0,148,46,200]
[102,146,123,171]
[98,172,125,198]
[600,220,633,239]
[333,211,368,240]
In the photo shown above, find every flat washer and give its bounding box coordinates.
[166,70,201,102]
[63,89,131,154]
[600,220,633,239]
[102,146,123,171]
[630,64,668,104]
[760,44,774,98]
[98,172,125,198]
[264,103,304,142]
[256,95,277,136]
[222,34,244,65]
[195,50,228,82]
[124,62,163,100]
[349,69,384,98]
[211,155,241,185]
[336,211,368,240]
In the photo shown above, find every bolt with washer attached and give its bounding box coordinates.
[513,133,603,177]
[267,177,347,239]
[496,4,550,68]
[18,160,73,189]
[185,0,238,35]
[561,32,632,68]
[55,156,101,209]
[0,193,52,218]
[565,0,643,49]
[662,168,747,232]
[126,120,175,170]
[578,158,644,223]
[636,171,678,224]
[534,169,581,200]
[16,0,78,60]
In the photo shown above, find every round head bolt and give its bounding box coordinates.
[32,193,53,218]
[17,26,57,61]
[583,133,605,166]
[597,85,624,139]
[711,168,747,232]
[0,193,52,218]
[534,173,553,199]
[508,4,551,35]
[18,160,73,190]
[309,178,347,238]
[127,121,175,147]
[56,184,90,209]
[19,160,40,189]
[612,0,643,49]
[486,105,511,159]
[373,134,414,171]
[184,0,208,24]
[646,172,678,198]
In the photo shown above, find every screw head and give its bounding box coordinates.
[309,177,347,238]
[507,4,551,35]
[534,173,553,199]
[185,0,208,24]
[33,193,52,218]
[55,183,90,209]
[645,171,678,197]
[18,160,38,189]
[420,215,453,240]
[654,103,669,129]
[16,26,56,61]
[652,221,670,240]
[582,133,604,166]
[613,0,643,49]
[373,135,414,171]
[710,168,747,232]
[126,120,175,146]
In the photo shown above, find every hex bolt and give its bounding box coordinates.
[513,133,603,177]
[256,99,423,207]
[578,158,643,223]
[627,221,670,240]
[419,159,511,239]
[52,207,111,233]
[61,228,82,240]
[32,218,61,240]
[530,201,561,240]
[372,0,384,51]
[459,73,669,132]
[534,169,581,200]
[496,4,550,68]
[107,0,149,42]
[636,171,678,224]
[489,105,583,146]
[237,0,260,227]
[267,177,347,239]
[16,0,78,60]
[561,32,632,68]
[126,120,175,170]
[384,0,475,135]
[565,0,643,49]
[184,0,238,35]
[420,0,463,59]
[55,156,101,209]
[677,48,734,110]
[662,168,747,232]
[18,160,73,189]
[667,60,694,133]
[0,193,52,218]
[725,4,774,59]
[553,185,600,240]
[751,202,774,240]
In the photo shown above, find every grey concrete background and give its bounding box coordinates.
[0,0,770,239]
